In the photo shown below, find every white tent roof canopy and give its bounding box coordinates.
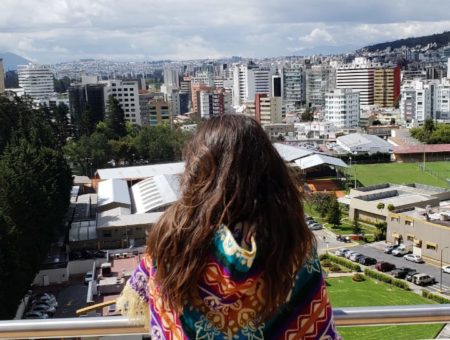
[273,143,314,162]
[96,162,185,180]
[295,154,349,170]
[97,179,131,208]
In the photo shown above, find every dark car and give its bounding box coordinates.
[392,267,416,279]
[359,256,377,266]
[375,261,396,272]
[336,234,351,243]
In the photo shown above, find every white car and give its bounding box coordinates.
[335,248,350,257]
[403,254,424,263]
[442,265,450,274]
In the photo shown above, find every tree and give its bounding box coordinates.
[311,192,335,218]
[387,204,395,212]
[105,96,127,139]
[301,107,314,122]
[375,222,387,241]
[327,198,341,228]
[376,202,385,211]
[352,219,362,235]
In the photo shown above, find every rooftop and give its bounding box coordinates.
[96,162,185,180]
[337,133,392,149]
[97,179,131,209]
[400,201,450,227]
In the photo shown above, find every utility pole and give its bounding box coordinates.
[441,246,449,293]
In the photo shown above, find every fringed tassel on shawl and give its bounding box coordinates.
[116,282,150,330]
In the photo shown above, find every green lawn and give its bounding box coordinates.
[352,162,450,188]
[327,277,444,339]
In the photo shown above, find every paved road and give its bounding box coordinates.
[314,229,355,254]
[338,242,450,295]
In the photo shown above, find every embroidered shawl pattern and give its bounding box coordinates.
[117,225,340,339]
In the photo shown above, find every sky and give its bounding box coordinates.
[1,0,450,63]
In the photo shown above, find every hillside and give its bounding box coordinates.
[0,52,30,71]
[362,31,450,52]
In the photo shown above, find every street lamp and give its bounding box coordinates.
[348,156,352,189]
[440,246,449,293]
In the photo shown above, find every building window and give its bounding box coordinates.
[426,242,437,251]
[102,231,112,238]
[405,220,413,226]
[391,217,399,222]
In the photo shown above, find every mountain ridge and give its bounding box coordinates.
[0,52,30,71]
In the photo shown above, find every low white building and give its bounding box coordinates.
[336,133,393,155]
[294,121,336,139]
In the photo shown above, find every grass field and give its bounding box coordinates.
[327,277,444,339]
[352,161,450,188]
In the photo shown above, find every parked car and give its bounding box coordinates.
[358,256,377,266]
[375,261,396,272]
[23,311,49,319]
[30,303,56,316]
[335,248,350,257]
[309,223,323,230]
[404,254,424,263]
[345,251,358,259]
[336,235,351,243]
[392,245,411,257]
[392,267,416,279]
[442,265,450,274]
[406,271,417,282]
[84,271,94,285]
[349,252,363,262]
[384,244,399,254]
[412,273,436,286]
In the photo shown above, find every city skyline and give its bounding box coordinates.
[1,0,450,63]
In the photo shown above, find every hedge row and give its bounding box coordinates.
[364,268,410,290]
[422,290,450,304]
[321,253,362,272]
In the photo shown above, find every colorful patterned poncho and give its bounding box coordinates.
[117,225,340,339]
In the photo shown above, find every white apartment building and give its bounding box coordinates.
[191,71,214,87]
[282,64,306,114]
[336,58,377,106]
[232,63,273,107]
[325,89,360,128]
[17,63,55,99]
[294,121,336,139]
[400,80,432,124]
[104,80,141,125]
[306,65,335,108]
[434,81,450,120]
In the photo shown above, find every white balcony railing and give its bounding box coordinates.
[1,304,450,339]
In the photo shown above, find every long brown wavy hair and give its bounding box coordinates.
[147,114,315,317]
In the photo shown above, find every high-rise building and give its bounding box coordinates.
[68,83,106,134]
[0,58,5,93]
[17,63,54,99]
[163,66,180,90]
[255,93,283,125]
[336,58,377,106]
[306,65,335,108]
[325,89,360,128]
[435,81,450,121]
[104,80,141,125]
[400,80,432,124]
[232,63,274,107]
[197,88,233,118]
[282,64,306,114]
[374,67,401,108]
[191,83,211,114]
[147,98,171,126]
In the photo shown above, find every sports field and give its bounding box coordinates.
[327,276,444,339]
[352,161,450,188]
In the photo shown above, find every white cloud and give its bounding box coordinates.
[1,1,450,62]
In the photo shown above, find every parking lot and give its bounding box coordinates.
[337,242,450,295]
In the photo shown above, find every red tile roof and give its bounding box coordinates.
[393,144,450,154]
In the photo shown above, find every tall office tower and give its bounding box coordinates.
[282,63,306,114]
[374,67,401,107]
[448,58,450,79]
[0,58,5,93]
[272,75,282,98]
[168,88,181,117]
[69,83,106,134]
[191,84,211,114]
[325,89,360,128]
[400,80,432,124]
[17,63,54,99]
[306,65,335,108]
[148,98,171,126]
[104,80,141,125]
[255,93,283,125]
[163,66,180,89]
[232,63,273,107]
[336,58,377,106]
